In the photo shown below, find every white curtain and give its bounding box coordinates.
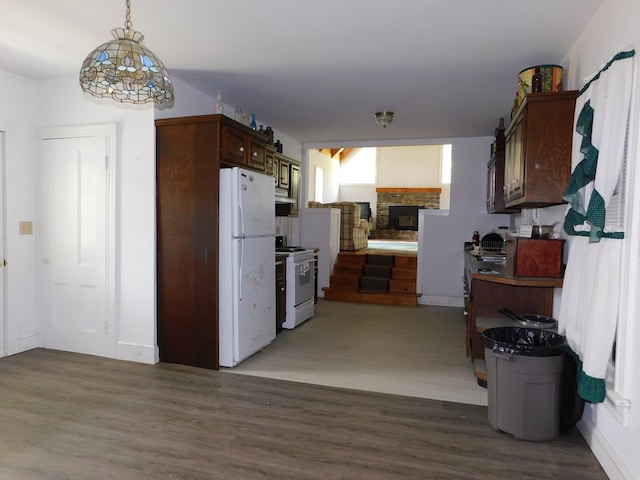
[559,50,635,387]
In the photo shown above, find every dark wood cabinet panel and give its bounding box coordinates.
[289,163,300,215]
[464,252,558,361]
[219,117,268,171]
[275,257,287,334]
[487,126,518,213]
[156,117,221,369]
[277,156,290,189]
[504,91,578,208]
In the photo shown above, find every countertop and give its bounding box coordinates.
[464,249,563,288]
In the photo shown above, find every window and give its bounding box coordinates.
[441,144,452,184]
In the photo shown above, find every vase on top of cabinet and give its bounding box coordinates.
[503,91,578,209]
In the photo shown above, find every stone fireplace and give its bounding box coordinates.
[372,187,441,240]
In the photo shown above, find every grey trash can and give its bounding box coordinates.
[482,327,567,441]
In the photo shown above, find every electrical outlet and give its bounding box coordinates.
[19,221,33,235]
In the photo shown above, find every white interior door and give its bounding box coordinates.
[0,131,5,357]
[39,125,115,357]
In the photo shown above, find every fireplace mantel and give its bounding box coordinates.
[376,187,442,194]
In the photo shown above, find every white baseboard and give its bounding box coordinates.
[418,295,465,308]
[115,341,159,365]
[578,416,632,480]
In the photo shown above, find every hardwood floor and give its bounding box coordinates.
[0,348,607,479]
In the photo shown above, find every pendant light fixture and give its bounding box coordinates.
[79,0,173,104]
[374,111,394,128]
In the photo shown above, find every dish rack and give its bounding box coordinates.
[480,233,505,253]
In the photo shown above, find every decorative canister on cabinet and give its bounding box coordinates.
[516,65,564,109]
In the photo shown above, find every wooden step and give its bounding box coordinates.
[325,252,418,306]
[391,267,417,280]
[358,277,389,293]
[362,265,393,278]
[332,264,363,276]
[389,279,417,294]
[329,276,360,290]
[323,288,419,306]
[394,256,418,268]
[335,253,366,266]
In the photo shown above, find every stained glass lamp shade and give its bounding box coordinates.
[79,3,173,104]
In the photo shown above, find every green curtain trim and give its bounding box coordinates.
[579,49,635,96]
[567,348,606,403]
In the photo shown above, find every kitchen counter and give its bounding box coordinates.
[464,249,563,288]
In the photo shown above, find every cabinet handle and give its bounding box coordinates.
[239,146,244,153]
[252,151,258,157]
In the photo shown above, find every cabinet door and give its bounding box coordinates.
[505,116,524,204]
[486,158,496,212]
[265,148,275,178]
[278,158,290,189]
[220,125,246,166]
[247,138,266,171]
[289,163,300,215]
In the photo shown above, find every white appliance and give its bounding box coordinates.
[299,207,340,298]
[275,247,316,329]
[219,167,276,367]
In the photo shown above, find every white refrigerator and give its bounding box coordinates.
[219,167,276,367]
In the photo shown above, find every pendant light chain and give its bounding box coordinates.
[124,0,133,30]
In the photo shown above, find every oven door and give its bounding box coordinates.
[293,258,315,306]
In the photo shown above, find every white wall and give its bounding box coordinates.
[418,137,510,305]
[377,145,442,187]
[561,0,640,478]
[306,149,340,203]
[0,69,39,355]
[36,76,159,363]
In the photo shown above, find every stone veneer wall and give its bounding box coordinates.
[375,190,441,230]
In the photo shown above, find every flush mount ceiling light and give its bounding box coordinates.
[374,111,394,128]
[79,0,173,104]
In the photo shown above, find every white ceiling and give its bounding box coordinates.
[1,0,603,144]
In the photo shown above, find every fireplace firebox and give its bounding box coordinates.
[388,205,424,231]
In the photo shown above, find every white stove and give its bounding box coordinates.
[275,247,315,329]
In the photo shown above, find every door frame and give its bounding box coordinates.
[0,129,6,357]
[38,123,117,354]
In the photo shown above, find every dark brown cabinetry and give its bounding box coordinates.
[276,155,290,189]
[504,91,578,208]
[289,162,300,215]
[275,255,287,334]
[487,126,517,213]
[274,153,302,216]
[220,120,268,171]
[463,251,562,380]
[155,114,272,370]
[155,115,225,369]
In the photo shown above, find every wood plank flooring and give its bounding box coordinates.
[0,348,607,479]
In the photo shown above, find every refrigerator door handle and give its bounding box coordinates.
[237,203,244,237]
[237,238,244,299]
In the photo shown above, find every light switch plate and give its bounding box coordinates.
[19,221,33,235]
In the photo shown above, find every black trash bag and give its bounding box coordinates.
[482,327,567,357]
